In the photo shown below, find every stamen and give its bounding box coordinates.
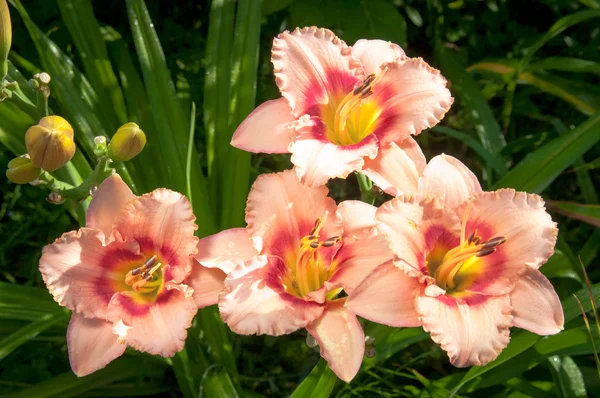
[309,242,320,249]
[483,236,506,249]
[477,247,496,257]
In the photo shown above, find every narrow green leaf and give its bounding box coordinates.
[563,283,600,323]
[126,0,215,234]
[548,356,588,398]
[290,359,337,398]
[198,306,238,375]
[435,45,506,155]
[362,325,429,369]
[172,349,197,398]
[529,57,600,77]
[496,111,600,193]
[0,282,62,312]
[200,367,241,398]
[548,201,600,228]
[57,0,127,125]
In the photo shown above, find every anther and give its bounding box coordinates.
[142,255,157,269]
[483,236,506,249]
[145,274,153,281]
[309,242,320,249]
[477,247,496,257]
[473,237,482,245]
[307,235,316,241]
[467,230,476,244]
[131,268,141,276]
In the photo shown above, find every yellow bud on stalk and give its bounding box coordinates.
[6,154,40,184]
[25,116,76,172]
[0,0,11,81]
[109,122,146,161]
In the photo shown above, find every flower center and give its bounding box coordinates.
[282,214,341,298]
[428,203,506,293]
[324,71,386,146]
[123,255,165,300]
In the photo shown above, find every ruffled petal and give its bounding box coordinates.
[231,98,295,154]
[306,299,365,383]
[290,134,378,187]
[416,294,512,367]
[418,154,482,211]
[219,256,324,336]
[352,39,405,75]
[362,140,422,197]
[194,228,258,274]
[39,228,141,318]
[330,201,393,294]
[372,57,453,143]
[455,189,558,295]
[107,284,197,357]
[245,170,340,258]
[67,314,125,377]
[510,267,564,335]
[187,260,227,308]
[272,27,363,116]
[113,189,199,279]
[345,261,421,327]
[86,174,135,238]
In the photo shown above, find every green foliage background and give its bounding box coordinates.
[1,0,600,397]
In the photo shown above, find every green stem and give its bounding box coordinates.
[356,172,376,205]
[0,81,39,119]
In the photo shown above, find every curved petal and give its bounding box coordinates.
[219,256,324,336]
[376,194,461,275]
[39,228,141,318]
[418,154,482,211]
[194,228,258,274]
[336,200,377,235]
[352,39,405,75]
[187,260,227,308]
[245,170,340,258]
[455,189,558,295]
[307,299,365,383]
[107,284,197,357]
[362,141,421,197]
[113,189,199,279]
[372,57,453,143]
[86,174,135,238]
[67,314,125,377]
[510,268,564,335]
[416,294,512,367]
[231,98,295,154]
[272,27,363,116]
[290,134,378,188]
[346,261,421,327]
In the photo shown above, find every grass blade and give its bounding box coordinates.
[548,201,600,228]
[290,359,337,398]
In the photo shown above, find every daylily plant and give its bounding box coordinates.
[347,155,564,366]
[39,174,223,376]
[231,26,452,187]
[194,170,393,382]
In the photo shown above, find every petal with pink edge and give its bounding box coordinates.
[86,174,135,238]
[113,189,199,279]
[39,228,140,319]
[187,260,227,308]
[307,299,365,383]
[418,154,482,211]
[352,39,405,75]
[107,284,197,357]
[416,294,512,367]
[219,256,324,336]
[510,267,564,335]
[372,57,453,143]
[231,98,295,154]
[362,140,422,197]
[272,27,362,116]
[456,189,558,295]
[67,313,125,377]
[194,228,258,274]
[346,261,421,327]
[290,134,378,188]
[245,170,340,258]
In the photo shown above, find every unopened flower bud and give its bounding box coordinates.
[47,191,64,204]
[25,116,76,172]
[109,122,146,161]
[0,0,11,81]
[6,154,40,184]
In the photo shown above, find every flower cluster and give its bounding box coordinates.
[39,27,563,382]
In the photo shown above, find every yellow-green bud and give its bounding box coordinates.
[25,115,76,172]
[0,0,11,81]
[6,154,40,184]
[109,122,146,161]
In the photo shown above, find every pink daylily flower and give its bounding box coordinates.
[39,174,223,376]
[231,26,452,187]
[346,155,564,367]
[194,170,393,382]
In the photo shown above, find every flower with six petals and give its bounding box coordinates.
[231,26,452,187]
[347,155,564,367]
